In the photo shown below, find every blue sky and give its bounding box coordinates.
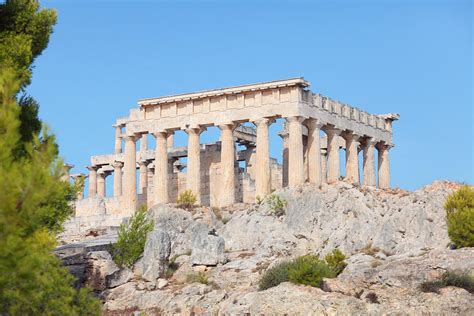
[29,0,472,191]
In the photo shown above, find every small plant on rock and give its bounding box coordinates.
[444,185,474,248]
[177,189,197,209]
[256,195,263,205]
[287,255,336,288]
[112,206,154,268]
[266,193,288,216]
[324,249,347,275]
[420,271,474,294]
[186,271,208,285]
[258,260,293,291]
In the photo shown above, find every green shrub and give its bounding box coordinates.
[266,193,287,216]
[258,254,338,290]
[444,186,474,248]
[186,271,208,284]
[258,260,292,291]
[324,249,347,275]
[287,255,336,288]
[177,189,197,209]
[420,271,474,294]
[256,195,264,205]
[112,206,154,268]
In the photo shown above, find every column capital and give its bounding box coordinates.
[218,122,238,131]
[286,116,305,124]
[304,118,324,130]
[361,137,377,147]
[138,160,149,167]
[124,134,138,142]
[112,161,124,168]
[86,165,99,172]
[97,168,112,177]
[252,117,275,127]
[376,142,393,151]
[341,130,361,141]
[323,126,342,136]
[185,126,205,135]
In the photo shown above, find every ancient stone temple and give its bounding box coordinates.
[70,78,399,216]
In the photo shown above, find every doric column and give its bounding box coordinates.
[123,135,138,213]
[305,119,323,185]
[140,133,148,152]
[186,127,203,203]
[321,149,328,183]
[219,123,237,206]
[325,127,342,183]
[280,130,289,187]
[167,133,174,149]
[342,131,360,185]
[97,169,106,198]
[87,165,98,198]
[114,125,122,154]
[139,160,148,194]
[71,174,86,200]
[113,161,123,197]
[362,138,377,187]
[153,132,169,204]
[254,118,272,199]
[377,142,391,189]
[287,116,305,187]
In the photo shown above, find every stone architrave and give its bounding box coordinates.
[362,137,377,187]
[123,135,137,213]
[325,127,342,183]
[287,116,305,187]
[305,119,323,186]
[219,123,237,207]
[87,165,98,198]
[377,142,391,189]
[254,118,272,199]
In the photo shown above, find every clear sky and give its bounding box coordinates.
[29,0,473,192]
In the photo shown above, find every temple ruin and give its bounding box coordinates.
[69,77,399,217]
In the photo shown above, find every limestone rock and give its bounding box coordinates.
[106,268,133,289]
[191,229,226,266]
[134,230,171,282]
[84,251,119,292]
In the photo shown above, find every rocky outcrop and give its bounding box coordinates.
[134,230,171,282]
[191,229,226,266]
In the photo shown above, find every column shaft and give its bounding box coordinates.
[114,125,122,154]
[113,162,123,197]
[139,161,148,194]
[287,116,305,187]
[219,124,236,206]
[87,166,98,197]
[186,128,201,203]
[326,128,342,183]
[321,150,328,183]
[306,119,323,185]
[282,133,289,187]
[154,132,169,204]
[97,172,106,198]
[378,143,391,189]
[363,138,376,187]
[255,119,272,198]
[167,134,174,149]
[123,135,137,213]
[344,132,360,184]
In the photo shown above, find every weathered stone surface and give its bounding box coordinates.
[191,230,226,266]
[134,230,171,282]
[84,251,119,292]
[106,268,133,289]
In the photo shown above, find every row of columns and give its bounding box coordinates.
[90,116,391,213]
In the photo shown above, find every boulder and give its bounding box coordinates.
[85,251,119,292]
[134,230,171,282]
[191,229,226,266]
[106,268,133,288]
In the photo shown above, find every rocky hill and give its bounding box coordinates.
[57,181,474,315]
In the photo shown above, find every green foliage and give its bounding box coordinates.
[324,249,347,276]
[258,253,339,291]
[0,69,101,314]
[186,271,208,285]
[177,189,197,209]
[265,193,287,216]
[255,195,263,205]
[420,271,474,294]
[112,206,154,268]
[287,255,336,288]
[444,186,474,248]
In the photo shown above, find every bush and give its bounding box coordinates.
[258,254,338,290]
[420,271,474,294]
[266,193,288,216]
[287,255,336,288]
[444,186,474,248]
[112,206,154,268]
[177,189,197,209]
[186,271,208,284]
[324,249,347,275]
